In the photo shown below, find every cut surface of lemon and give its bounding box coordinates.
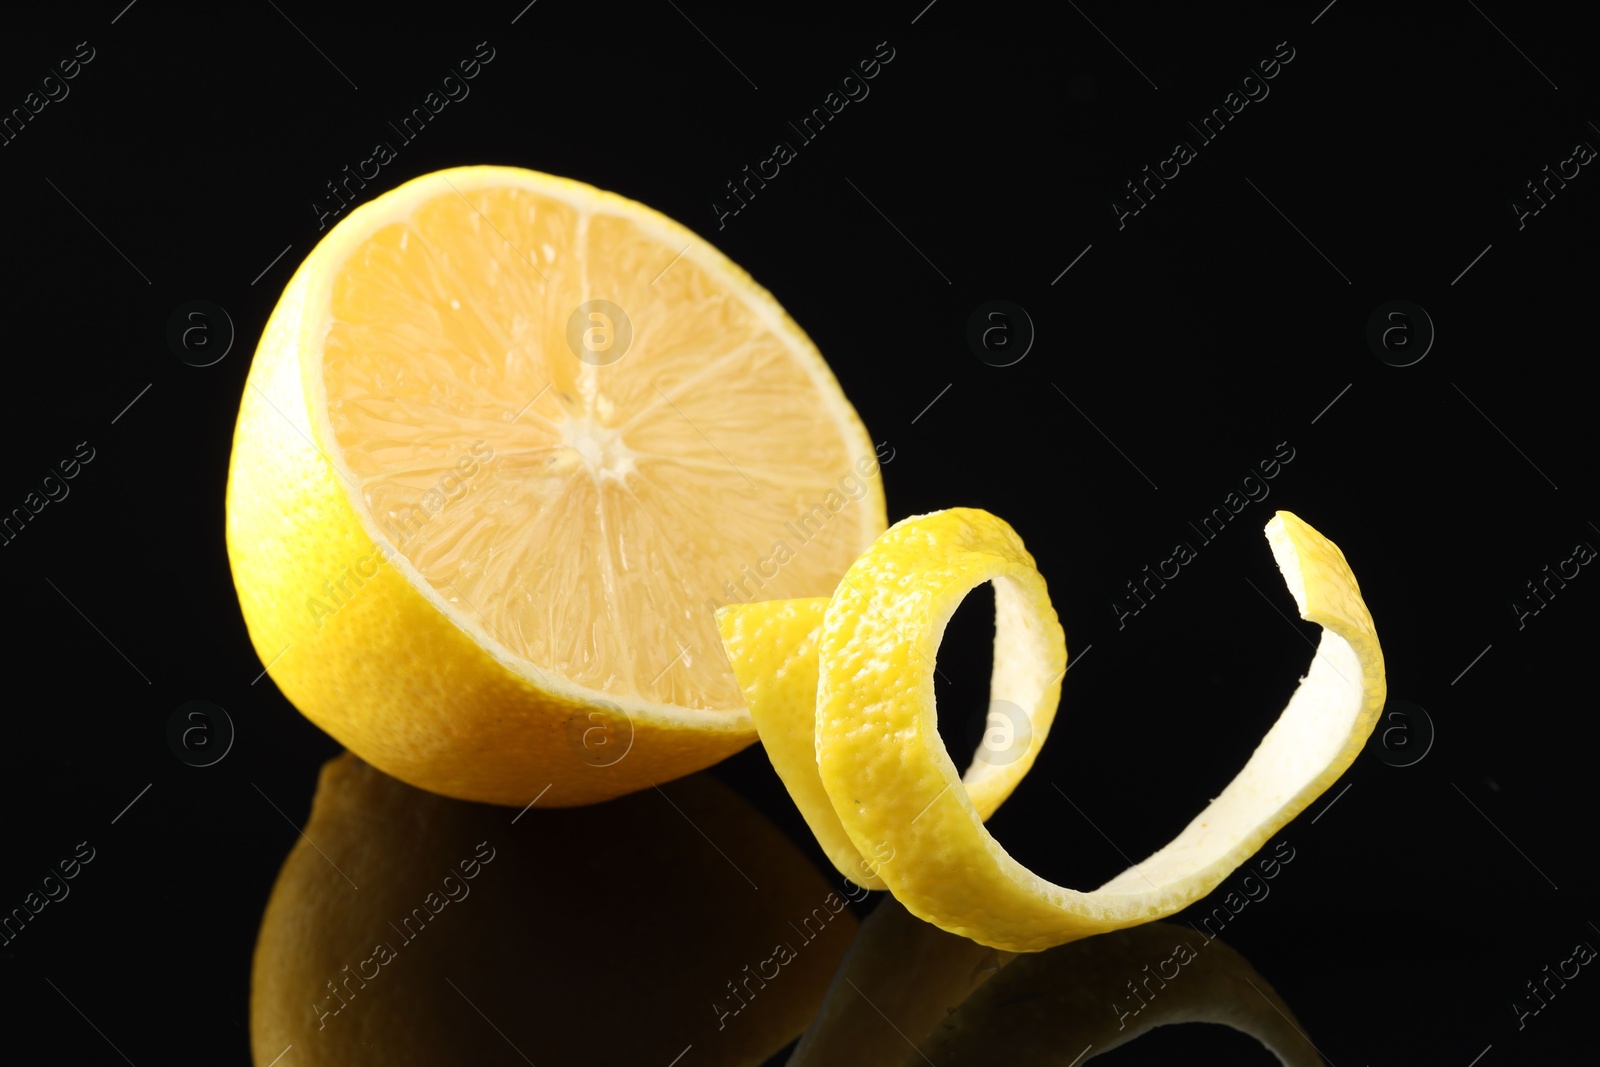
[718,508,1384,952]
[227,166,885,806]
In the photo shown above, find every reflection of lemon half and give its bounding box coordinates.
[226,166,884,806]
[250,754,859,1066]
[720,508,1385,952]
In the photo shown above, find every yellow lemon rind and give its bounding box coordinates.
[720,508,1383,952]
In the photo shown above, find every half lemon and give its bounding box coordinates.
[226,166,885,806]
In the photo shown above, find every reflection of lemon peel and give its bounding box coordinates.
[716,597,891,889]
[788,901,1321,1067]
[916,920,1325,1066]
[787,898,1016,1067]
[719,508,1385,953]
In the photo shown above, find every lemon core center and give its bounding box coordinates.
[557,414,637,483]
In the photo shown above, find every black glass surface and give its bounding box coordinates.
[2,3,1593,1063]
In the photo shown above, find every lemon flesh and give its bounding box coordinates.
[719,509,1384,952]
[227,166,884,806]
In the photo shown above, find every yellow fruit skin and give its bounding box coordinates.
[231,166,880,807]
[717,597,888,890]
[719,512,1068,895]
[719,508,1385,954]
[816,509,1076,947]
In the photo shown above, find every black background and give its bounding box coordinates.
[2,1,1595,1063]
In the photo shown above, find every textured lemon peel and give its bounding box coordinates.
[717,507,1384,952]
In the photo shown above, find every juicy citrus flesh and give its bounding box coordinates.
[226,166,884,806]
[719,508,1385,952]
[322,183,878,711]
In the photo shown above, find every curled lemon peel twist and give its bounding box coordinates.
[716,508,1385,953]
